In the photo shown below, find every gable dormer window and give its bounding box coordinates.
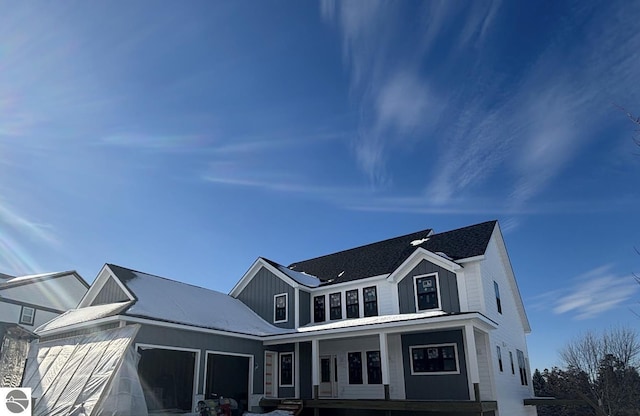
[314,295,326,322]
[329,293,342,320]
[274,293,288,323]
[414,273,440,311]
[363,286,378,317]
[346,289,359,318]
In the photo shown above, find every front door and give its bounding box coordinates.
[318,355,336,397]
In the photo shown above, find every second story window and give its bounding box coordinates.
[274,294,288,323]
[346,289,359,318]
[414,274,439,311]
[510,351,515,374]
[363,286,378,317]
[329,293,342,320]
[494,281,502,314]
[20,306,35,326]
[314,295,326,322]
[517,350,528,386]
[497,346,503,372]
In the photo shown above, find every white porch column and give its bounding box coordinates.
[379,332,391,400]
[463,324,481,401]
[311,338,319,398]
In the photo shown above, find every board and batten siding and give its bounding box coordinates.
[299,291,310,326]
[134,324,265,398]
[92,277,130,306]
[401,329,469,400]
[397,259,460,314]
[236,267,295,329]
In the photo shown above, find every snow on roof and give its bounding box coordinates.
[410,237,430,246]
[36,301,131,333]
[273,264,321,288]
[117,268,287,336]
[296,310,447,333]
[0,271,78,287]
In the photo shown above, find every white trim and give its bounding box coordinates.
[135,343,200,411]
[19,306,35,325]
[264,313,496,344]
[307,274,389,292]
[279,352,295,388]
[274,293,289,323]
[78,265,135,308]
[409,343,460,376]
[388,249,461,284]
[294,288,300,328]
[230,259,300,298]
[456,255,485,264]
[413,273,442,312]
[203,350,254,402]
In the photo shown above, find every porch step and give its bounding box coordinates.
[277,400,303,415]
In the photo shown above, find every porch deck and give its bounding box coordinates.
[260,398,498,415]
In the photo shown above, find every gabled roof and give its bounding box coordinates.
[0,270,89,290]
[288,221,497,284]
[106,264,285,336]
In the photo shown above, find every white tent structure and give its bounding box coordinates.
[22,325,148,416]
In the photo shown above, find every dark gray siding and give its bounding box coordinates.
[237,267,295,329]
[299,342,312,399]
[265,343,296,398]
[398,260,460,314]
[401,329,469,400]
[299,291,311,326]
[134,324,265,396]
[92,277,129,305]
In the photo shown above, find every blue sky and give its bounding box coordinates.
[1,0,640,371]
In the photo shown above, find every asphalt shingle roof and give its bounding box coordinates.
[288,220,497,285]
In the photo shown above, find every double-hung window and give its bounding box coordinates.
[509,351,515,374]
[414,274,439,310]
[20,306,35,326]
[366,351,382,384]
[497,346,503,372]
[329,293,342,320]
[363,286,378,317]
[346,289,359,318]
[517,350,528,386]
[410,344,459,374]
[348,352,363,384]
[494,281,502,314]
[314,295,326,323]
[274,294,288,323]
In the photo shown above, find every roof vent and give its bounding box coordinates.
[410,237,429,246]
[337,271,345,278]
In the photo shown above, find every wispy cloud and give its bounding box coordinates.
[532,265,639,320]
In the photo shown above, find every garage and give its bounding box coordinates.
[205,352,252,413]
[137,345,199,413]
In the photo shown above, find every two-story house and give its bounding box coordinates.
[25,221,536,416]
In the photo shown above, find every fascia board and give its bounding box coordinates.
[263,313,496,345]
[230,258,299,298]
[388,248,461,284]
[456,255,486,264]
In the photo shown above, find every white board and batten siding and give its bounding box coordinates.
[319,334,405,400]
[479,235,536,416]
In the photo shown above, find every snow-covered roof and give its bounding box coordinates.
[0,270,88,289]
[109,265,287,336]
[296,310,447,333]
[263,259,321,288]
[36,301,131,333]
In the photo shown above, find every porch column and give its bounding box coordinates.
[311,338,319,399]
[463,324,481,401]
[379,332,390,400]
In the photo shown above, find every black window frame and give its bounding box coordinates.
[348,352,363,384]
[509,351,515,374]
[366,351,382,384]
[497,346,503,372]
[410,344,459,375]
[517,349,528,386]
[279,352,294,387]
[414,274,439,311]
[363,286,378,317]
[494,281,502,314]
[314,295,326,323]
[19,306,35,326]
[274,293,288,323]
[329,292,342,320]
[346,289,359,318]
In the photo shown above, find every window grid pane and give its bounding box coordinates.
[348,352,363,384]
[346,290,359,318]
[416,276,438,310]
[411,345,458,374]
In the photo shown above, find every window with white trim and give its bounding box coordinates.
[363,286,378,317]
[329,292,342,320]
[279,352,294,387]
[410,344,459,374]
[20,306,35,326]
[346,289,359,318]
[414,274,439,311]
[274,293,288,323]
[314,295,326,322]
